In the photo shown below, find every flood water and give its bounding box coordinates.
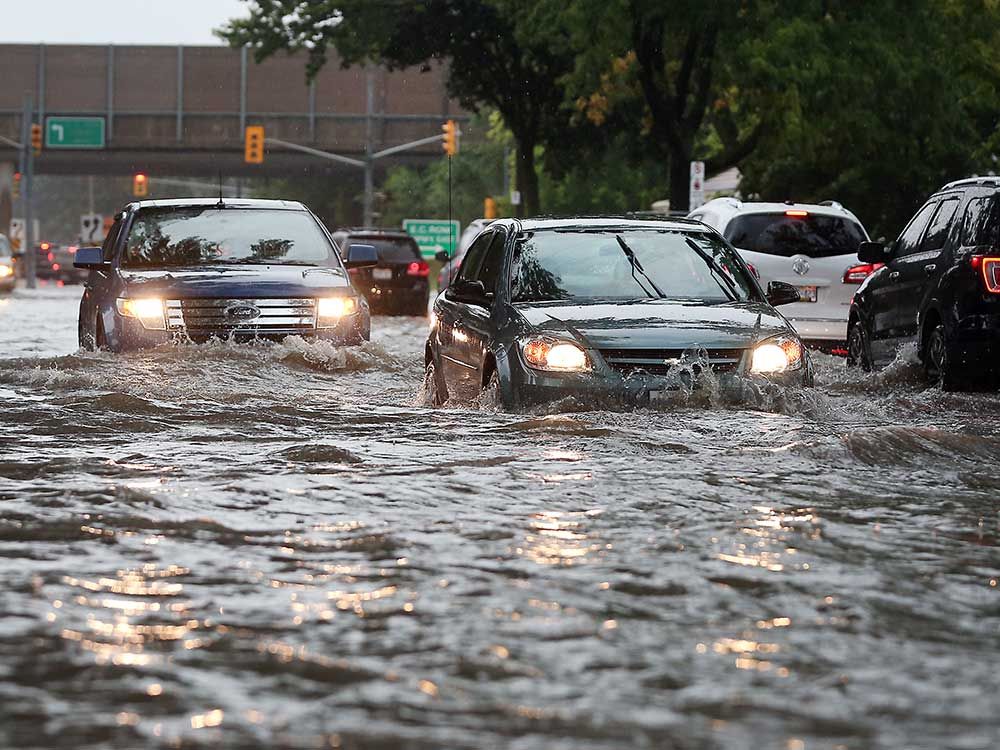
[1,286,998,749]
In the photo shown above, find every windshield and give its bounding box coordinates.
[725,212,866,258]
[346,238,420,262]
[511,229,756,303]
[122,208,335,268]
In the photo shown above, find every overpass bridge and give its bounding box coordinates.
[0,44,475,231]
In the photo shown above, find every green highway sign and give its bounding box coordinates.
[403,218,461,258]
[45,117,106,149]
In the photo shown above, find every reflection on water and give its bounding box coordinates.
[0,287,998,749]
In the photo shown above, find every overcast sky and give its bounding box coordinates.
[0,0,251,45]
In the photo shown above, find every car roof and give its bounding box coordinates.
[128,198,307,211]
[696,198,857,217]
[494,216,711,233]
[335,227,413,238]
[940,176,1000,191]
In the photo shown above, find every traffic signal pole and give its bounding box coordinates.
[20,93,35,290]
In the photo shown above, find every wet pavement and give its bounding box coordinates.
[0,285,998,749]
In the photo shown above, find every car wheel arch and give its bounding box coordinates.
[919,306,944,361]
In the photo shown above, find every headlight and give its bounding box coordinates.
[116,297,165,330]
[750,335,804,374]
[520,337,590,372]
[317,296,358,327]
[0,265,12,278]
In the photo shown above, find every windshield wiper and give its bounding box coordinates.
[684,237,739,302]
[615,235,665,299]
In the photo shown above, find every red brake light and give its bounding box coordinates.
[843,262,884,284]
[746,262,760,280]
[407,260,430,277]
[47,252,54,262]
[40,242,50,251]
[975,256,1000,293]
[785,210,809,217]
[51,262,60,271]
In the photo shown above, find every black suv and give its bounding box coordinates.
[331,228,429,316]
[847,177,1000,388]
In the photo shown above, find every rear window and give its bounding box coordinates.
[349,237,420,262]
[725,213,866,258]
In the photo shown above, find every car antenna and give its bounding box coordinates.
[216,170,225,208]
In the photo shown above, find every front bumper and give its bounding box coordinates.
[504,354,813,409]
[786,317,848,343]
[112,314,368,351]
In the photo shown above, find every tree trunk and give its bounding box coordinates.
[515,137,540,217]
[669,151,692,213]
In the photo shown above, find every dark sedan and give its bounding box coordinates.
[425,217,811,409]
[332,228,430,316]
[74,198,376,352]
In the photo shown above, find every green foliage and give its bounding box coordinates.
[738,1,1000,237]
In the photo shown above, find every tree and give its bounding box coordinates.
[552,0,779,212]
[738,0,1000,237]
[219,0,572,217]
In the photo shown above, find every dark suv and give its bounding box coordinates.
[847,177,1000,388]
[331,228,429,316]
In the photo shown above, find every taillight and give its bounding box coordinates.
[407,260,430,277]
[972,255,1000,293]
[52,263,60,271]
[746,262,760,280]
[843,262,883,284]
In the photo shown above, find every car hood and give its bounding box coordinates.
[120,265,352,298]
[513,299,792,349]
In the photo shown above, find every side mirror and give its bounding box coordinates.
[345,243,378,268]
[857,240,886,264]
[73,246,108,270]
[448,278,490,306]
[766,280,800,306]
[435,250,451,263]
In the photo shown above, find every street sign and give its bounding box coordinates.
[80,213,104,245]
[689,161,706,210]
[403,219,461,259]
[9,219,39,251]
[45,117,106,150]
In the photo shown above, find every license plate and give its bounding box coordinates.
[795,285,818,303]
[372,268,393,280]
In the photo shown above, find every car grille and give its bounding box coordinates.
[166,298,317,339]
[600,348,745,376]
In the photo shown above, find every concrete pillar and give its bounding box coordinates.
[0,162,14,239]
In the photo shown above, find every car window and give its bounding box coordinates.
[102,218,124,262]
[475,230,507,293]
[0,236,10,258]
[510,229,755,303]
[895,201,937,257]
[122,208,335,268]
[920,197,959,253]
[456,231,493,283]
[961,195,999,247]
[348,237,420,262]
[724,212,866,258]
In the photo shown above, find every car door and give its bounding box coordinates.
[436,229,494,394]
[867,200,937,362]
[455,227,508,394]
[894,194,960,340]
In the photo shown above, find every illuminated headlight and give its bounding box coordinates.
[750,335,804,374]
[0,265,12,278]
[520,337,590,372]
[116,297,165,330]
[317,296,358,327]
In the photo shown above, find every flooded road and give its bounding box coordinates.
[1,286,998,749]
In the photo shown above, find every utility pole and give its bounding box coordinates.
[363,66,375,226]
[20,93,36,290]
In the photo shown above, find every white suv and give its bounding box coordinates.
[689,199,872,348]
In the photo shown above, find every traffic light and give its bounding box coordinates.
[484,196,498,219]
[133,173,149,197]
[12,172,20,198]
[442,120,459,156]
[31,124,42,156]
[245,125,265,164]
